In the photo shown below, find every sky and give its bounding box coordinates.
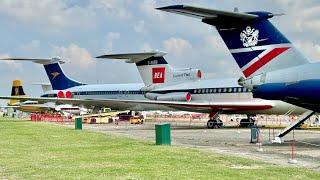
[0,0,319,99]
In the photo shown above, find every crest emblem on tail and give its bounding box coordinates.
[240,26,259,47]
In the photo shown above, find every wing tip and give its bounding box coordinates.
[156,5,184,11]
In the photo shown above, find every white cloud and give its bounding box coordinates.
[106,32,120,40]
[105,32,121,53]
[88,0,132,19]
[140,43,152,52]
[0,0,97,29]
[20,40,40,51]
[139,0,165,21]
[134,20,147,33]
[163,38,192,57]
[201,35,225,53]
[52,44,95,69]
[294,40,320,62]
[0,54,22,70]
[272,0,320,34]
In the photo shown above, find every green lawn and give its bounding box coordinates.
[0,118,319,179]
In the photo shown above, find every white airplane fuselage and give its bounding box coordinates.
[16,101,83,115]
[41,78,306,115]
[241,63,320,88]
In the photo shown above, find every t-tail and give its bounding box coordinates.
[157,5,310,78]
[96,51,202,88]
[0,57,85,90]
[8,80,26,106]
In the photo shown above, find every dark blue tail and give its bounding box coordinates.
[156,5,310,78]
[210,12,309,78]
[43,63,85,90]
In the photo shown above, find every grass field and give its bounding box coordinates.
[0,118,319,179]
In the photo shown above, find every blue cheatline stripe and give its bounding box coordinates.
[40,87,252,97]
[231,50,264,68]
[136,56,168,66]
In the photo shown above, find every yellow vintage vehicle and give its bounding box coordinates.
[129,116,144,124]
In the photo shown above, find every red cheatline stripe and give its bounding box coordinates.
[243,47,290,77]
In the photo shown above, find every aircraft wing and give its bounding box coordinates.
[156,5,258,21]
[0,96,273,113]
[0,105,20,108]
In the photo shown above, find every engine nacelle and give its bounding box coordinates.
[145,92,192,102]
[172,68,202,82]
[57,90,73,98]
[145,93,158,100]
[252,83,287,100]
[252,80,320,103]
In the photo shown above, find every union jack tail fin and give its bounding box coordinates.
[215,16,309,78]
[157,5,310,78]
[96,51,202,87]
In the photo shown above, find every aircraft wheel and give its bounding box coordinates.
[216,119,223,128]
[207,120,216,129]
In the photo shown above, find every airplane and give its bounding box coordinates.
[1,50,307,128]
[2,79,55,113]
[0,57,174,112]
[3,79,83,115]
[156,4,319,140]
[96,51,308,128]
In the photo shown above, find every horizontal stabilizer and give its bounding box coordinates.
[157,5,259,22]
[0,57,65,65]
[96,51,167,63]
[32,83,51,86]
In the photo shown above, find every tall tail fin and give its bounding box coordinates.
[157,5,310,78]
[96,51,202,87]
[8,80,26,106]
[0,57,85,90]
[43,62,85,90]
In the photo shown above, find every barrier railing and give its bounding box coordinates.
[30,113,73,123]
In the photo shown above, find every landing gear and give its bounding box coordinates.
[207,112,223,129]
[207,119,223,129]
